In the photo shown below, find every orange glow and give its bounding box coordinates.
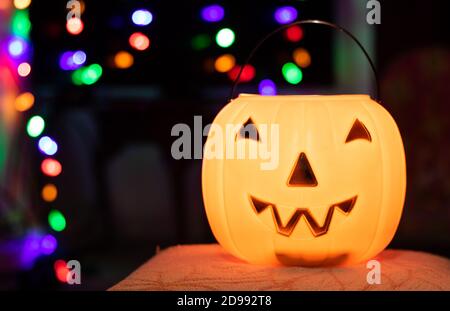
[42,184,58,202]
[293,48,311,68]
[14,92,34,112]
[114,51,134,69]
[41,159,62,177]
[202,94,406,266]
[18,62,31,77]
[214,54,235,73]
[129,32,150,51]
[66,17,84,35]
[0,0,11,10]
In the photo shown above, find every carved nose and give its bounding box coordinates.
[287,153,318,187]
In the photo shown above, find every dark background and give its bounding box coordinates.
[0,0,449,290]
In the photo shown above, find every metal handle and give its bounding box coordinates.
[230,19,379,102]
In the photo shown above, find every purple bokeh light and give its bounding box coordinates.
[40,234,58,255]
[59,51,85,70]
[201,4,224,22]
[258,79,277,96]
[274,6,298,24]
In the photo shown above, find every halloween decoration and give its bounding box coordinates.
[202,20,406,266]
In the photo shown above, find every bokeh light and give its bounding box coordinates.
[59,51,75,70]
[215,28,235,48]
[8,37,27,57]
[214,54,235,73]
[201,4,224,22]
[60,50,85,70]
[41,159,62,177]
[20,232,41,268]
[72,64,103,85]
[18,62,31,77]
[293,48,311,68]
[42,184,58,202]
[83,64,103,85]
[132,9,153,26]
[129,32,150,51]
[274,6,298,24]
[284,25,303,42]
[54,260,68,283]
[282,62,303,84]
[72,50,86,65]
[13,0,31,9]
[38,136,58,156]
[14,92,34,111]
[228,64,255,82]
[26,115,45,137]
[66,17,84,35]
[258,79,277,96]
[114,51,134,69]
[12,9,31,38]
[40,234,57,255]
[49,210,66,232]
[191,34,210,50]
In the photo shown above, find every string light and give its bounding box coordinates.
[42,184,58,202]
[282,62,303,85]
[284,25,303,42]
[216,28,235,48]
[293,48,311,68]
[54,260,68,283]
[41,158,62,177]
[191,34,210,50]
[26,115,45,137]
[11,9,31,38]
[83,64,102,85]
[129,32,150,51]
[40,234,57,255]
[13,0,31,9]
[18,62,31,77]
[60,51,86,70]
[66,17,84,35]
[274,6,298,24]
[14,92,34,111]
[132,9,153,26]
[38,136,58,156]
[214,54,235,73]
[201,4,224,23]
[227,64,255,82]
[8,37,27,57]
[72,64,103,85]
[72,50,86,65]
[259,79,277,96]
[114,51,134,69]
[48,210,66,232]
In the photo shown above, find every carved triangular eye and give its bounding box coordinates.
[345,119,372,143]
[237,118,260,141]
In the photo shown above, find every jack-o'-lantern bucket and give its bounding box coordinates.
[202,20,406,266]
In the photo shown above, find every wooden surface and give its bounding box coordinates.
[110,244,450,291]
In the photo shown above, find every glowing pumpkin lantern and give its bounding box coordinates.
[202,21,406,266]
[202,95,406,266]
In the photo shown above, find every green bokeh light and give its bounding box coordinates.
[12,10,31,39]
[215,28,235,48]
[282,62,303,85]
[71,64,103,85]
[26,115,45,138]
[191,34,211,50]
[48,210,66,232]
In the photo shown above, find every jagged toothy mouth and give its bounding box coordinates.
[249,195,357,237]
